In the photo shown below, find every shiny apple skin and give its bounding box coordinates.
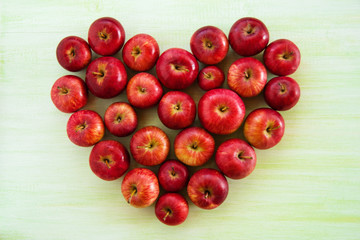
[155,193,189,226]
[104,102,137,137]
[198,66,225,91]
[158,160,189,192]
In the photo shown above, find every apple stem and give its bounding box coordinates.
[204,190,210,199]
[192,142,198,149]
[163,210,171,221]
[137,143,153,149]
[104,159,111,169]
[93,71,104,77]
[127,188,137,204]
[202,72,212,79]
[99,32,107,39]
[267,125,280,132]
[279,83,286,92]
[171,167,176,176]
[219,106,229,112]
[57,86,68,94]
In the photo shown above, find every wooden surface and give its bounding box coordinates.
[1,0,360,239]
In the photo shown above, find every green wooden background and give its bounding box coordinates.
[1,0,359,239]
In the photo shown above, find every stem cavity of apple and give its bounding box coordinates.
[282,51,294,60]
[170,167,176,176]
[237,151,253,160]
[204,190,210,199]
[203,71,213,79]
[219,106,229,112]
[191,142,198,150]
[57,86,69,95]
[92,70,105,77]
[279,83,286,93]
[99,31,109,40]
[103,158,111,169]
[266,125,280,133]
[172,64,189,72]
[127,188,137,204]
[76,123,87,131]
[163,209,172,221]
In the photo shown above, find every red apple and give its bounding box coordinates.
[243,108,285,149]
[89,140,130,181]
[158,160,189,192]
[174,127,215,166]
[263,39,301,76]
[227,57,267,98]
[264,76,300,111]
[50,75,87,113]
[215,139,256,179]
[155,193,189,226]
[187,168,228,210]
[104,102,137,137]
[126,72,163,109]
[56,36,92,72]
[198,66,224,91]
[190,26,229,65]
[198,88,245,135]
[229,17,269,57]
[157,91,196,130]
[85,56,127,99]
[156,48,199,90]
[121,168,159,208]
[66,110,104,147]
[122,33,160,71]
[130,126,170,166]
[88,17,125,56]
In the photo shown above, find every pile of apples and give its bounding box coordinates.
[51,17,301,226]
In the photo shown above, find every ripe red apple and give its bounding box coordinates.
[85,56,127,99]
[50,75,87,113]
[215,139,256,179]
[122,33,160,71]
[158,160,189,192]
[56,36,92,72]
[229,17,269,57]
[88,17,125,56]
[198,88,245,135]
[156,48,199,90]
[263,39,301,76]
[227,57,267,98]
[126,72,163,109]
[243,108,285,149]
[130,126,170,166]
[66,110,104,147]
[187,168,228,210]
[121,168,159,208]
[155,193,189,226]
[174,127,215,166]
[190,26,229,65]
[157,91,196,129]
[198,66,224,91]
[89,140,130,181]
[264,76,301,111]
[104,102,137,137]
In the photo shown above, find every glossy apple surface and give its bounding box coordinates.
[155,193,189,226]
[104,102,137,137]
[158,160,189,192]
[198,66,225,91]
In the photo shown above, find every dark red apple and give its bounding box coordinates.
[56,36,92,72]
[198,66,224,91]
[229,17,269,57]
[263,39,301,76]
[187,168,228,210]
[156,48,199,90]
[158,160,189,192]
[215,139,256,179]
[227,57,267,98]
[155,193,189,226]
[66,110,104,147]
[85,56,127,99]
[89,140,130,181]
[198,88,245,135]
[122,33,160,71]
[157,91,196,130]
[104,102,137,137]
[50,75,87,113]
[243,108,285,149]
[88,17,125,56]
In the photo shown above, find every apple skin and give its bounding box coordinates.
[215,139,256,179]
[88,17,125,56]
[85,56,127,99]
[130,126,170,166]
[50,75,87,113]
[56,36,92,72]
[122,33,160,71]
[263,39,301,76]
[157,91,196,130]
[174,127,215,166]
[156,48,199,90]
[227,57,267,98]
[243,108,285,149]
[264,76,300,111]
[126,72,163,109]
[198,66,225,91]
[229,17,269,57]
[155,193,189,226]
[104,102,137,137]
[198,88,246,135]
[158,160,189,192]
[121,168,160,208]
[89,140,130,181]
[190,26,229,65]
[66,110,104,147]
[187,168,228,210]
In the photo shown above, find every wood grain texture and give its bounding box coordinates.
[1,0,360,239]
